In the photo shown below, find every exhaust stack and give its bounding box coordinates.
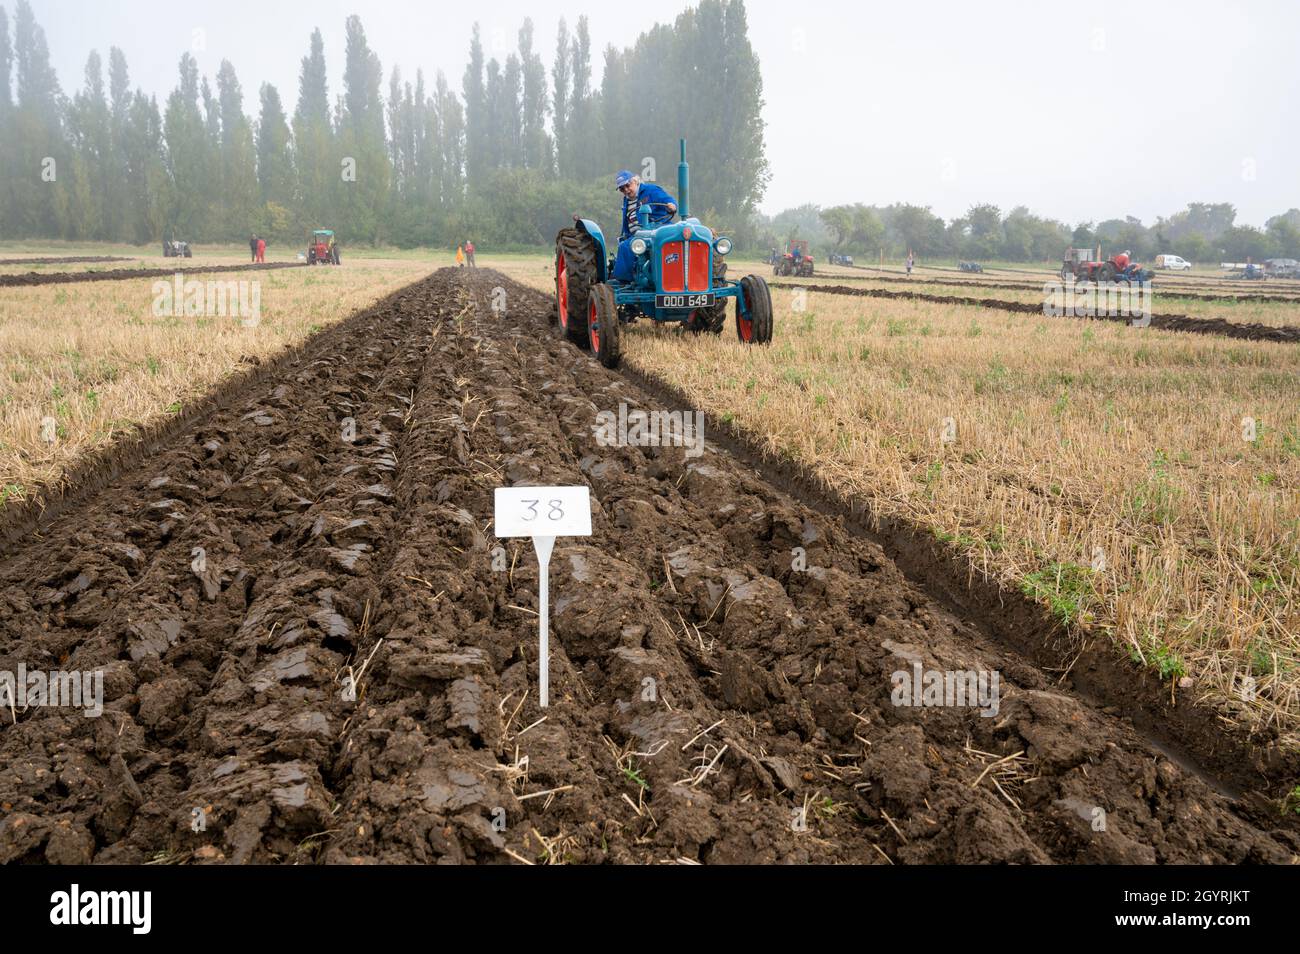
[678,139,690,220]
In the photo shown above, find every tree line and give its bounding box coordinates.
[763,200,1300,264]
[2,0,1294,263]
[0,0,767,249]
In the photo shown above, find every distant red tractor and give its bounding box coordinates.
[307,229,340,265]
[774,239,814,277]
[1061,248,1152,283]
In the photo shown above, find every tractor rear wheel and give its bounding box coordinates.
[588,284,621,369]
[332,247,340,265]
[555,228,598,349]
[738,275,773,345]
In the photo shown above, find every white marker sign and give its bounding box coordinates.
[494,486,593,707]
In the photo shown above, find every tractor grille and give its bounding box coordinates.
[661,241,685,291]
[687,241,711,291]
[660,240,712,292]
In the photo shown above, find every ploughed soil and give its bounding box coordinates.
[813,266,1300,304]
[0,256,133,266]
[0,261,303,287]
[0,267,1295,865]
[770,280,1300,343]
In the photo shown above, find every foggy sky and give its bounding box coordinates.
[28,0,1300,227]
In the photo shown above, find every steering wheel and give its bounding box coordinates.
[640,201,677,226]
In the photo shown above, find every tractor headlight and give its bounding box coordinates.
[631,238,648,255]
[714,237,733,256]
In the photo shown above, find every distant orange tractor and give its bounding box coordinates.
[774,239,813,277]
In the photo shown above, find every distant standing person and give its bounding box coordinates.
[906,251,914,275]
[465,240,476,268]
[256,237,266,263]
[455,245,465,267]
[249,234,258,262]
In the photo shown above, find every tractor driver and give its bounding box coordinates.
[612,169,677,282]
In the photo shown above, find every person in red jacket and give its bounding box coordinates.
[465,240,476,268]
[256,237,266,263]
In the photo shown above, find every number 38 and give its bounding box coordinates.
[521,499,565,521]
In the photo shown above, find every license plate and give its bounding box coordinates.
[655,293,714,309]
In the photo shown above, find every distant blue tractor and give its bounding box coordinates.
[554,139,773,368]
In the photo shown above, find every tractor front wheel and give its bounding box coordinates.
[588,284,621,369]
[738,275,773,345]
[556,228,598,349]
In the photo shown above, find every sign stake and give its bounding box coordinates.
[534,535,555,707]
[494,486,592,709]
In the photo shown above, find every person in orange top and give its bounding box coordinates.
[456,245,465,267]
[256,237,266,263]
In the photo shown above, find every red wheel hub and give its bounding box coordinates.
[589,297,599,350]
[739,287,754,342]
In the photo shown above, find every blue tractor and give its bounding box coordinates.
[553,139,773,369]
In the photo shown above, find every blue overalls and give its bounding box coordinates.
[613,182,677,282]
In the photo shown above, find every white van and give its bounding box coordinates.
[1155,254,1192,270]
